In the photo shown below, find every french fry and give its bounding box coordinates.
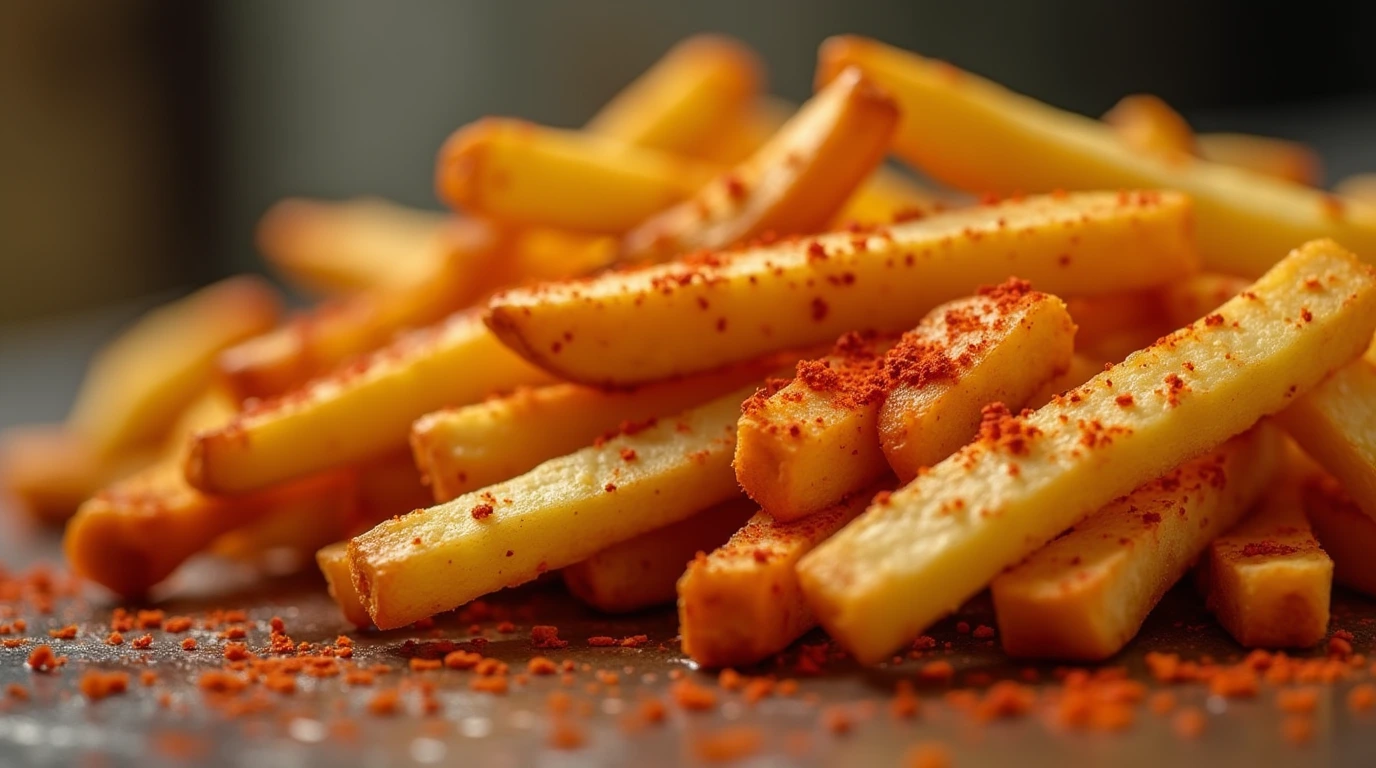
[1336,174,1376,206]
[68,276,281,457]
[187,312,556,495]
[1304,474,1376,598]
[412,362,777,502]
[797,239,1376,664]
[991,427,1280,660]
[1026,354,1104,409]
[436,118,713,234]
[486,190,1195,386]
[584,34,763,159]
[1201,468,1333,649]
[620,67,899,262]
[818,36,1376,277]
[1198,134,1323,187]
[833,166,946,227]
[678,490,877,668]
[256,197,451,295]
[1066,289,1169,365]
[878,286,1076,483]
[1159,273,1251,327]
[317,542,374,628]
[0,425,156,525]
[349,384,756,630]
[563,498,756,614]
[1103,94,1196,160]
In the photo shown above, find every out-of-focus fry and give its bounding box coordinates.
[0,426,156,525]
[1201,468,1332,649]
[412,361,778,502]
[585,34,763,159]
[678,490,877,668]
[696,97,793,166]
[1336,174,1376,206]
[992,428,1279,660]
[256,197,450,295]
[187,313,555,495]
[1305,474,1376,598]
[68,276,281,457]
[798,240,1376,664]
[818,36,1376,277]
[621,67,899,262]
[1066,289,1169,365]
[349,385,756,630]
[317,542,374,628]
[436,118,713,234]
[1159,273,1251,328]
[563,498,755,614]
[1198,134,1323,187]
[487,191,1195,387]
[832,166,946,227]
[1103,94,1196,160]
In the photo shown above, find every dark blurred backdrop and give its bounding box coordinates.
[2,0,1375,327]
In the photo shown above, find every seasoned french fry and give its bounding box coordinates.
[317,542,374,628]
[1066,289,1169,365]
[1336,174,1376,206]
[991,428,1280,660]
[437,118,713,234]
[349,384,756,630]
[256,197,451,295]
[487,190,1195,386]
[187,312,555,495]
[0,426,156,524]
[678,490,877,668]
[833,166,946,227]
[563,498,756,614]
[68,276,281,457]
[1198,134,1323,187]
[585,34,763,159]
[818,36,1376,277]
[1103,94,1196,160]
[1304,474,1376,598]
[798,240,1376,663]
[413,362,777,502]
[621,67,898,262]
[1201,469,1332,648]
[1160,273,1251,328]
[1026,354,1104,408]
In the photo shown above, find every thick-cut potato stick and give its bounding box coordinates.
[698,97,792,166]
[256,197,450,295]
[992,428,1280,660]
[1198,134,1323,187]
[317,542,374,628]
[678,490,877,668]
[1026,354,1104,409]
[879,288,1076,483]
[1336,174,1376,206]
[1066,290,1169,365]
[833,166,946,227]
[187,313,555,495]
[413,361,778,502]
[798,240,1376,663]
[1103,94,1196,160]
[620,68,898,262]
[1304,475,1376,598]
[1201,470,1333,649]
[68,276,281,457]
[1160,273,1251,328]
[437,118,713,234]
[563,498,756,614]
[817,36,1376,277]
[487,190,1195,386]
[349,385,755,630]
[0,426,156,525]
[585,34,762,159]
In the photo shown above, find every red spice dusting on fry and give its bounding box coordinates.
[471,504,494,520]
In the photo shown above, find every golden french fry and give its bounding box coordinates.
[317,542,374,628]
[1201,468,1332,648]
[1159,273,1252,328]
[1103,94,1196,160]
[696,97,793,166]
[585,34,763,159]
[1026,353,1105,408]
[1065,289,1169,365]
[1304,474,1376,598]
[487,190,1195,387]
[187,312,555,495]
[256,197,451,295]
[621,67,899,262]
[0,426,156,525]
[1198,134,1323,187]
[992,428,1280,660]
[817,36,1376,277]
[563,498,755,614]
[1336,174,1376,206]
[678,490,876,668]
[350,384,756,630]
[833,166,946,227]
[68,276,281,457]
[798,239,1376,664]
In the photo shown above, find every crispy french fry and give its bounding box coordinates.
[1304,474,1376,598]
[68,276,281,457]
[1201,469,1332,648]
[585,34,763,159]
[1159,273,1251,328]
[678,490,877,667]
[317,542,374,628]
[1336,174,1376,206]
[487,190,1195,386]
[0,425,156,525]
[349,384,756,630]
[563,498,756,614]
[1198,134,1323,187]
[187,312,555,495]
[818,36,1376,277]
[1103,94,1196,160]
[412,362,777,502]
[991,427,1280,660]
[437,118,713,234]
[256,197,451,295]
[620,67,898,262]
[879,286,1076,483]
[1066,289,1169,365]
[797,239,1376,663]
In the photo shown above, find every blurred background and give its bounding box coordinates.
[1,0,1375,425]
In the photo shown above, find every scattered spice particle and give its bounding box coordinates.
[891,681,920,719]
[6,684,27,701]
[164,616,193,633]
[26,645,64,673]
[973,624,995,639]
[918,661,955,684]
[180,638,197,651]
[131,634,153,650]
[619,634,648,648]
[471,504,494,520]
[47,624,77,640]
[105,631,124,646]
[1173,707,1207,739]
[79,671,130,701]
[496,621,517,634]
[410,658,443,672]
[139,670,157,687]
[1348,684,1375,712]
[1276,688,1319,714]
[692,726,762,763]
[528,657,557,676]
[671,679,718,711]
[471,676,509,695]
[549,718,586,750]
[367,689,400,716]
[588,636,617,647]
[1282,715,1314,745]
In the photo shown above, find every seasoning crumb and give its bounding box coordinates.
[692,726,762,763]
[1172,707,1206,740]
[531,626,568,649]
[671,679,718,711]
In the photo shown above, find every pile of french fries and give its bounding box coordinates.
[8,35,1376,667]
